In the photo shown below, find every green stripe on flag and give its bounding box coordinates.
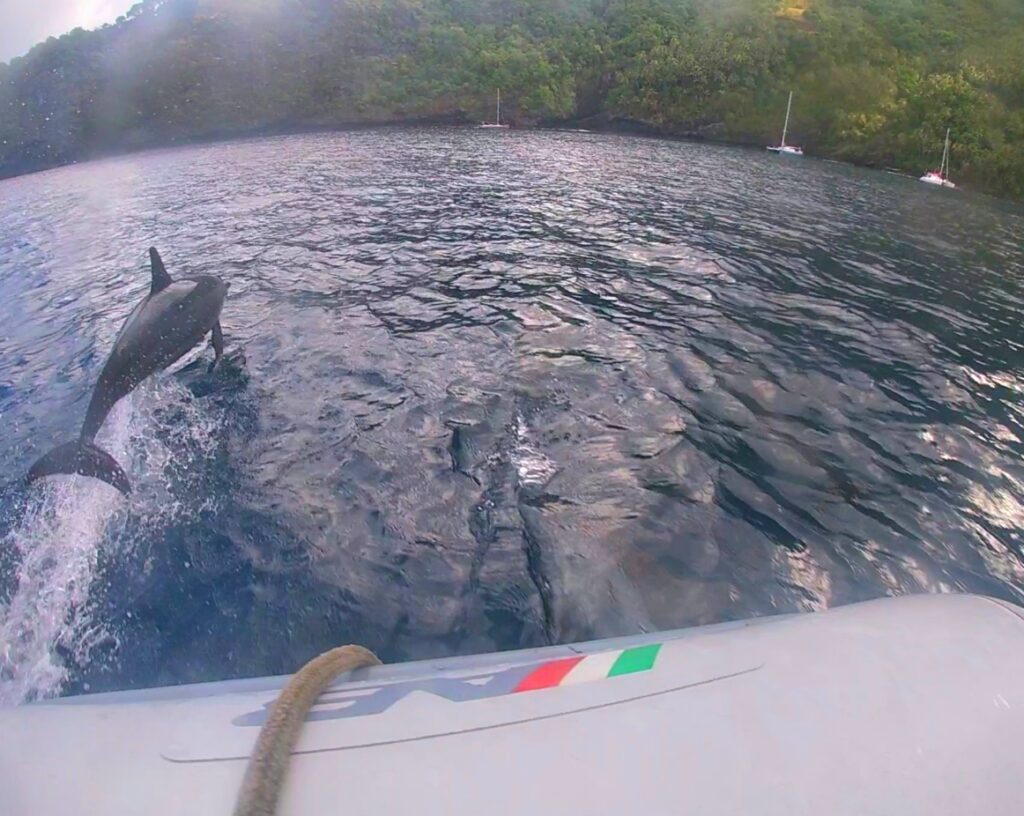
[608,643,661,677]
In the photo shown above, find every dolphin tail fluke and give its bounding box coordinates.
[26,439,131,496]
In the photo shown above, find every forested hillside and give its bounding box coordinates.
[2,0,1024,197]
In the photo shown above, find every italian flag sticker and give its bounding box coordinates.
[513,644,662,693]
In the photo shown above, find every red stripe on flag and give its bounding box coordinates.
[514,657,584,693]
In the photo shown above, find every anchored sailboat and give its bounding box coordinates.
[479,89,510,129]
[766,91,804,156]
[920,128,956,188]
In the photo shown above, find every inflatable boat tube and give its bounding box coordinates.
[2,593,1024,815]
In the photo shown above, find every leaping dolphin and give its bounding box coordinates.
[27,247,229,496]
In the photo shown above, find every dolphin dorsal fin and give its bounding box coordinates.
[149,247,173,295]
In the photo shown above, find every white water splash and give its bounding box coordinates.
[0,375,223,705]
[512,413,557,487]
[0,400,134,705]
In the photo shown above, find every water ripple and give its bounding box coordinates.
[0,128,1022,702]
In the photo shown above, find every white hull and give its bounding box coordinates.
[478,123,510,129]
[767,145,804,156]
[3,594,1024,815]
[920,172,955,188]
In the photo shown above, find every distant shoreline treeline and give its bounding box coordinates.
[2,0,1023,198]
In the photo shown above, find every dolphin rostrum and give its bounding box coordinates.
[27,247,229,495]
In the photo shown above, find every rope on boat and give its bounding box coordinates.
[233,644,382,816]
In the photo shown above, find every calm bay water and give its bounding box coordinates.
[1,128,1022,704]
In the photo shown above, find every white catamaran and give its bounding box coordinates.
[767,90,804,156]
[479,89,510,129]
[920,127,956,188]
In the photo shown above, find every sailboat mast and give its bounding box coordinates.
[941,127,950,179]
[781,91,793,147]
[496,89,501,126]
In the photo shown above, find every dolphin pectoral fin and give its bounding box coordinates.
[149,247,173,295]
[27,439,131,496]
[208,320,224,373]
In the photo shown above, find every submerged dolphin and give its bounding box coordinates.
[27,248,228,495]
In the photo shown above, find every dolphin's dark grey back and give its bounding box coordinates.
[27,247,228,495]
[81,267,226,439]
